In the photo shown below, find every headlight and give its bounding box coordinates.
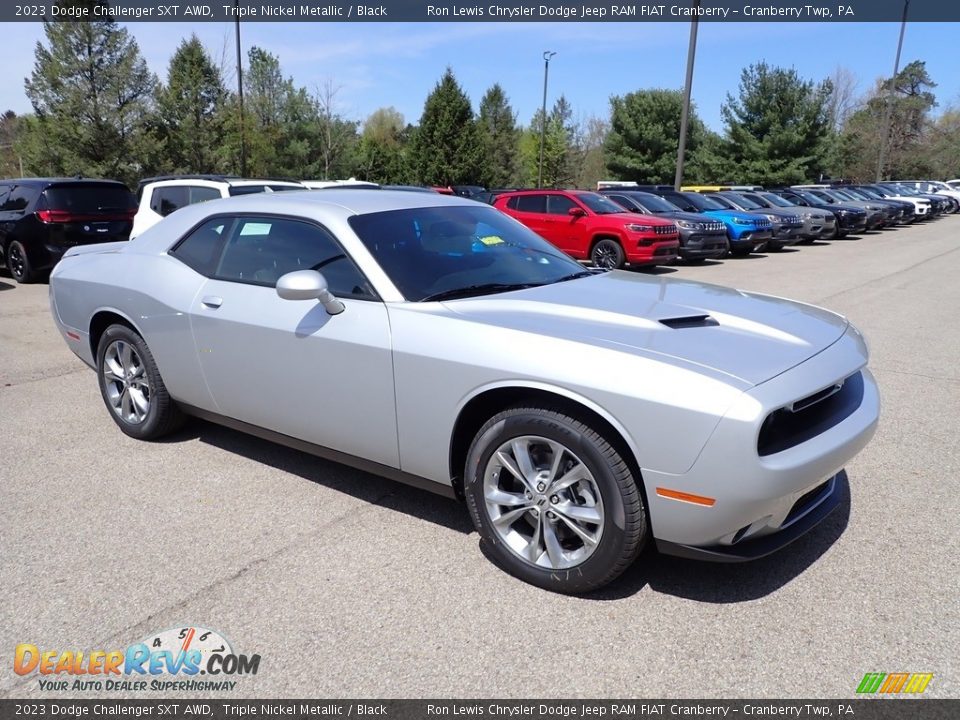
[765,214,779,223]
[733,218,754,226]
[625,223,654,233]
[676,220,700,230]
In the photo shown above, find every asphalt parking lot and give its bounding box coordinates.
[1,219,958,700]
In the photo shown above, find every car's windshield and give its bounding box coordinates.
[855,187,881,199]
[678,192,726,211]
[759,193,792,208]
[726,193,763,209]
[348,205,588,302]
[830,189,858,200]
[629,193,681,213]
[704,194,737,210]
[789,189,821,204]
[575,192,628,215]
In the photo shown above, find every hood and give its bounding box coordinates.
[441,272,848,387]
[660,211,725,225]
[702,209,768,225]
[609,211,676,227]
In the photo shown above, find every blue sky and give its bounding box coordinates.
[2,20,957,132]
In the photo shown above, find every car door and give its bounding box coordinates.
[187,214,400,468]
[507,194,549,240]
[543,193,586,256]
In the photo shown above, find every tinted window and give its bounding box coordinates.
[673,192,725,211]
[605,194,639,211]
[214,217,375,298]
[705,194,737,210]
[152,187,189,216]
[575,192,627,215]
[513,194,547,213]
[546,194,578,215]
[44,184,136,213]
[189,186,221,204]
[626,193,679,213]
[171,217,231,276]
[0,184,16,211]
[348,205,586,302]
[759,193,793,208]
[4,185,35,211]
[741,193,771,207]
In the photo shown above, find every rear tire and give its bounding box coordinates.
[6,240,36,284]
[96,324,185,440]
[590,238,625,270]
[464,406,647,594]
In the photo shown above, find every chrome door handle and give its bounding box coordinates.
[201,296,223,308]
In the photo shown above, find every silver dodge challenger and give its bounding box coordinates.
[49,190,880,593]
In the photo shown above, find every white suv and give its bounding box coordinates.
[131,175,305,238]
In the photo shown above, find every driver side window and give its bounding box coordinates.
[213,217,377,299]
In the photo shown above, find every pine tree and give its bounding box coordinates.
[23,1,157,185]
[410,68,482,185]
[721,62,834,185]
[477,84,518,188]
[153,35,227,174]
[605,89,703,184]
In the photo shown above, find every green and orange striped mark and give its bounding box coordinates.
[856,672,933,694]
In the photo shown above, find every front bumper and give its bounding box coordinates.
[656,472,843,561]
[678,230,728,260]
[642,327,879,558]
[626,238,680,266]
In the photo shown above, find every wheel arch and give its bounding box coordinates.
[448,383,646,506]
[88,309,146,362]
[588,233,625,254]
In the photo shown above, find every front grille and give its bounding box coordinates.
[757,372,864,456]
[655,225,676,236]
[707,222,725,232]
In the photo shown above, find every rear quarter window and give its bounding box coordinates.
[45,184,136,213]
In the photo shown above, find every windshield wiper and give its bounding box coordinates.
[556,270,598,282]
[420,282,544,302]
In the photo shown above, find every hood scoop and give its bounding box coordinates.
[658,314,719,329]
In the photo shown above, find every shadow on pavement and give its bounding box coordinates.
[163,419,475,535]
[591,472,852,603]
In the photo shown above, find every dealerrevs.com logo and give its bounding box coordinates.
[14,626,260,692]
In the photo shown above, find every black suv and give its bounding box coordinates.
[0,178,136,283]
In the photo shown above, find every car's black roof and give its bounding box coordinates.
[0,177,128,186]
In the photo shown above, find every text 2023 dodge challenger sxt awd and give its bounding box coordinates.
[49,190,879,593]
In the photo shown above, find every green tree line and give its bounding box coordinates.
[4,4,959,189]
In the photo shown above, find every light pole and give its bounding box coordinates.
[675,1,700,190]
[876,0,910,182]
[235,0,247,176]
[537,51,556,189]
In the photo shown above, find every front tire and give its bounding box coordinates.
[464,407,647,593]
[96,324,185,440]
[590,238,625,270]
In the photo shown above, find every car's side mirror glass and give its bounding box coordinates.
[276,269,345,315]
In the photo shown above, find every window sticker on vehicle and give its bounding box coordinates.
[239,222,272,236]
[478,235,505,245]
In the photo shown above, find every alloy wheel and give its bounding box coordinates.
[483,435,604,569]
[102,340,151,424]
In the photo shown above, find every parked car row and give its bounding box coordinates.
[480,180,955,271]
[3,174,956,283]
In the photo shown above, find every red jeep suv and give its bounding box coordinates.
[493,189,679,269]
